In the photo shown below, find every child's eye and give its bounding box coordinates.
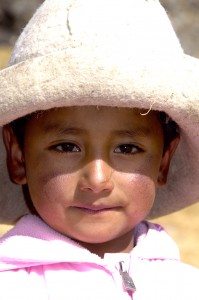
[114,144,142,155]
[51,143,80,153]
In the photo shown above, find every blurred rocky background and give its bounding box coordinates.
[0,0,43,45]
[0,0,199,267]
[162,0,199,57]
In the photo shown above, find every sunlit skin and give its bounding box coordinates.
[3,106,178,257]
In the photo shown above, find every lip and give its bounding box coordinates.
[72,205,120,215]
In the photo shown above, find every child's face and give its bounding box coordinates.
[4,106,177,254]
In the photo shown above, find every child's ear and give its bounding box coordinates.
[157,135,180,187]
[2,125,27,185]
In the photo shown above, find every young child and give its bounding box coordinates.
[0,0,199,299]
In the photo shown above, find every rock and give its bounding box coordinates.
[0,0,43,45]
[161,0,199,57]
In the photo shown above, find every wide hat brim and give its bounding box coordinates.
[0,0,199,223]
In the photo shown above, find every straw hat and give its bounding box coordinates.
[0,0,199,224]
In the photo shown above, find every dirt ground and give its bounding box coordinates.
[0,46,11,68]
[0,46,199,268]
[153,203,199,268]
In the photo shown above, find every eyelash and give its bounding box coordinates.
[114,144,142,155]
[51,143,81,153]
[50,143,142,155]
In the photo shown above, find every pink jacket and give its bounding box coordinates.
[0,215,198,300]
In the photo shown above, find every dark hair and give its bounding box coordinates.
[10,116,28,149]
[9,112,39,149]
[158,111,179,152]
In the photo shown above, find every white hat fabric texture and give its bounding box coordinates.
[0,0,199,224]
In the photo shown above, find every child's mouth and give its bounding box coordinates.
[73,206,118,215]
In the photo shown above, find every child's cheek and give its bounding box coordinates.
[123,172,156,210]
[29,171,75,208]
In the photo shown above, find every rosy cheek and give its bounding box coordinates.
[31,173,74,207]
[125,173,156,205]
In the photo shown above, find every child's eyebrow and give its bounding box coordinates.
[42,123,151,137]
[114,127,151,138]
[42,122,86,136]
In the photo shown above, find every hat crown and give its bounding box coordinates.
[9,0,183,66]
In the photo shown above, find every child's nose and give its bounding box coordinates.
[79,159,114,193]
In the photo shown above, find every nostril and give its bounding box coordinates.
[80,180,114,194]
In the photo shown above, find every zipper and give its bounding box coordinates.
[118,261,136,294]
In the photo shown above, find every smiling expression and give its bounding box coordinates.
[4,106,176,255]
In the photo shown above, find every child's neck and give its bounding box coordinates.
[77,230,135,258]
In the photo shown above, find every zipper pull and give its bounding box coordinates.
[119,261,136,293]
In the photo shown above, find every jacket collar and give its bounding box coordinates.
[0,215,179,270]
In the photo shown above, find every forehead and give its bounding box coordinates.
[26,106,162,138]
